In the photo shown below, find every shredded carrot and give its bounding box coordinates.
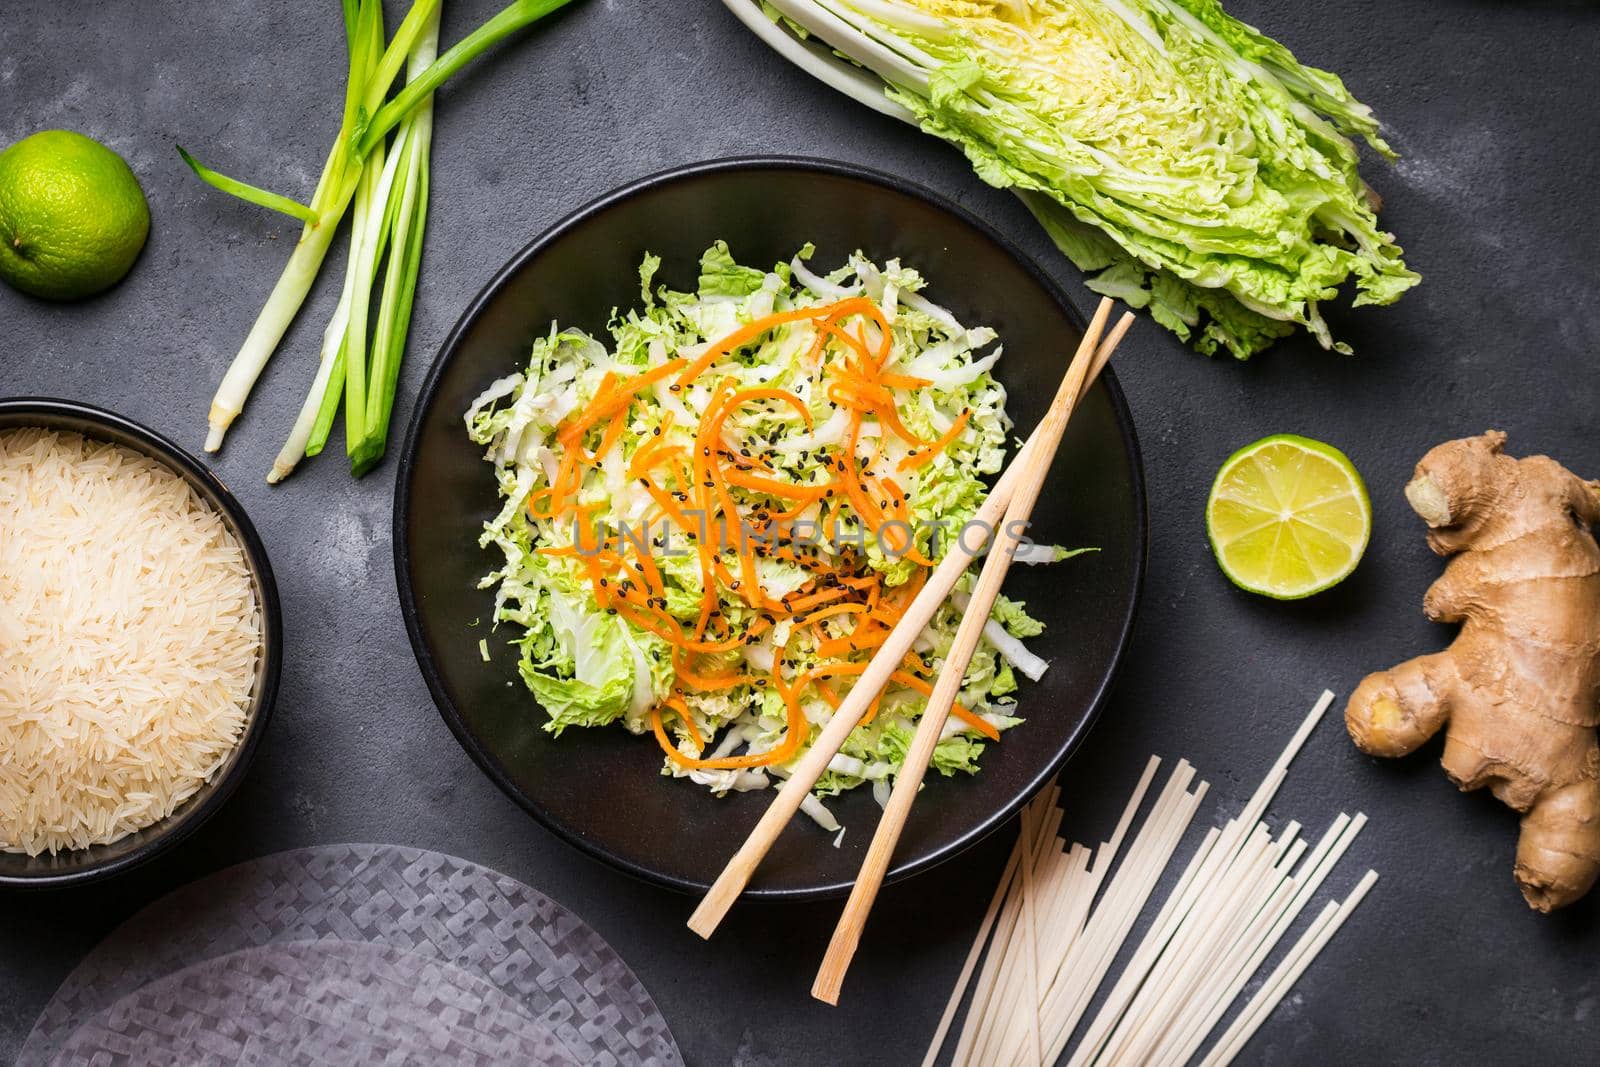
[627,411,678,476]
[897,408,972,472]
[815,320,877,374]
[651,686,806,770]
[639,474,694,531]
[716,387,814,430]
[558,359,687,445]
[611,583,772,654]
[815,622,888,659]
[689,406,727,636]
[784,587,847,613]
[589,406,629,463]
[821,298,892,365]
[697,379,763,609]
[889,671,999,741]
[705,385,820,609]
[676,302,850,387]
[788,660,870,695]
[673,295,892,388]
[828,376,896,409]
[835,414,885,531]
[872,395,929,448]
[722,468,830,500]
[796,602,871,632]
[631,547,666,599]
[661,694,706,753]
[886,567,926,613]
[546,443,581,517]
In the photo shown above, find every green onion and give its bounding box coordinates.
[355,0,577,157]
[176,147,318,225]
[350,72,433,476]
[270,0,391,480]
[188,0,579,479]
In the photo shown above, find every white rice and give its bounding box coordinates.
[0,428,261,855]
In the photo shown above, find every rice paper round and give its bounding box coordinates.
[51,940,584,1066]
[21,844,681,1066]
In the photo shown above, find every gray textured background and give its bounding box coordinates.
[3,1,1599,1063]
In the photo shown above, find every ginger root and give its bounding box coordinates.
[1346,431,1600,911]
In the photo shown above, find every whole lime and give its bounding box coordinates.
[0,130,150,300]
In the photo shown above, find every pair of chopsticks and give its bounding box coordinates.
[687,297,1135,1003]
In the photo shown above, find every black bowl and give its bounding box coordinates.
[395,158,1145,898]
[0,398,282,888]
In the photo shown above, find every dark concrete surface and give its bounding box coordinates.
[3,1,1598,1063]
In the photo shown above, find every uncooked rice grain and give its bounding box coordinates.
[0,428,261,855]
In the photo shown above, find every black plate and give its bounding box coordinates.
[394,158,1145,898]
[0,398,282,888]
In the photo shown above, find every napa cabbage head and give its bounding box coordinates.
[761,0,1416,358]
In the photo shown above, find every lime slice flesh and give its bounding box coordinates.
[1206,434,1371,599]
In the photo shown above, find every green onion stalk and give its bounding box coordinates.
[270,3,438,482]
[187,0,579,475]
[198,0,441,453]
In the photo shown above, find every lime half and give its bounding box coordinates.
[1206,434,1371,599]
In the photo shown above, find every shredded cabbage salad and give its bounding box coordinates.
[467,243,1080,827]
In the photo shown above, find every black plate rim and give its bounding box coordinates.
[0,396,283,889]
[393,155,1147,899]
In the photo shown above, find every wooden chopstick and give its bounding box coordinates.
[686,298,1123,941]
[812,306,1135,1005]
[686,426,1050,937]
